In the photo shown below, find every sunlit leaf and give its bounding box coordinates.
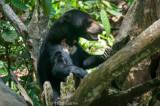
[107,36,115,46]
[107,8,122,16]
[100,9,111,37]
[102,0,112,9]
[72,0,77,7]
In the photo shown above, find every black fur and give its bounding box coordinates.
[37,10,109,102]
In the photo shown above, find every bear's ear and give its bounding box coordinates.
[62,14,71,22]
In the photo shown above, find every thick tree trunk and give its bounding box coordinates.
[0,79,28,106]
[111,0,160,90]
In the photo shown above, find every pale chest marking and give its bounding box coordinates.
[61,39,77,55]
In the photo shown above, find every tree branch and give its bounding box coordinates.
[10,70,33,106]
[0,0,28,40]
[68,19,160,105]
[92,77,160,105]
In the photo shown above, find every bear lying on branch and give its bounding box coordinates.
[37,9,110,102]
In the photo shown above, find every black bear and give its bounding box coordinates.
[37,10,110,102]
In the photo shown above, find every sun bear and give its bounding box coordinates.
[37,9,110,102]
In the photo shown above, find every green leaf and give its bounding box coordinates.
[102,0,112,9]
[28,90,40,106]
[2,29,17,42]
[107,36,115,46]
[1,75,10,83]
[0,61,7,72]
[12,0,27,10]
[72,0,77,7]
[21,51,30,59]
[107,8,122,16]
[41,0,51,15]
[83,1,96,5]
[44,0,51,12]
[0,67,7,74]
[100,9,111,37]
[128,0,135,7]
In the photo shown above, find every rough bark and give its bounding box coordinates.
[59,73,76,106]
[27,3,49,89]
[27,3,49,71]
[67,19,160,106]
[111,0,160,90]
[115,0,159,43]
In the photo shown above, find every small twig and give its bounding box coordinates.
[9,69,33,106]
[4,43,11,87]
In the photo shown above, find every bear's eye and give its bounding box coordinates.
[86,20,92,27]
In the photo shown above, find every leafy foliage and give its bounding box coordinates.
[0,61,7,74]
[0,21,17,42]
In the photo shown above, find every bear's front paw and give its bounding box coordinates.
[102,47,111,60]
[71,67,87,78]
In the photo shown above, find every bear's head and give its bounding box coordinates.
[48,10,105,43]
[60,10,105,41]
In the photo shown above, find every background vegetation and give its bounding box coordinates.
[0,0,134,105]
